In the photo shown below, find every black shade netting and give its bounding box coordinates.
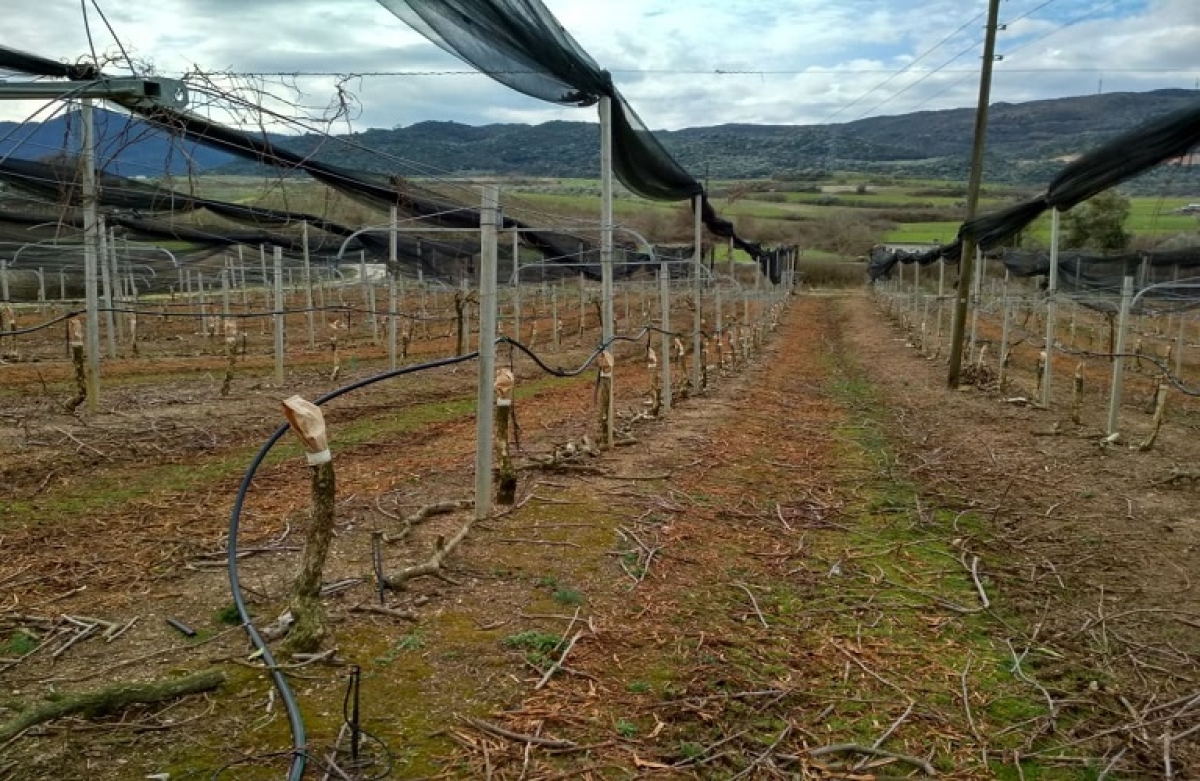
[955,100,1200,258]
[0,158,365,243]
[867,243,954,281]
[119,102,602,268]
[1000,247,1200,314]
[374,0,768,265]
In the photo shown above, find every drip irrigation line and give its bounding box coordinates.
[226,351,479,781]
[2,309,83,335]
[222,326,644,778]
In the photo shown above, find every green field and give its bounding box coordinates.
[155,174,1199,259]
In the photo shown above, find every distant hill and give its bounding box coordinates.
[3,89,1198,186]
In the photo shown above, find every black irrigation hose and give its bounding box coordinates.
[224,329,637,780]
[227,351,477,781]
[2,309,83,335]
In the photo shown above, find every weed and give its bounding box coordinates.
[678,741,705,762]
[552,587,584,606]
[396,631,425,651]
[3,630,37,657]
[501,631,562,654]
[616,719,638,739]
[214,604,241,625]
[626,681,650,694]
[375,631,425,665]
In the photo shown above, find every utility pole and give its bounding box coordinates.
[947,0,1003,388]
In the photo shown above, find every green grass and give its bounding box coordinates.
[3,630,37,657]
[884,195,1200,245]
[817,303,1096,777]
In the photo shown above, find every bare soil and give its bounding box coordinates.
[1,289,1197,780]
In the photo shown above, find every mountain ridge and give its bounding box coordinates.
[1,88,1196,185]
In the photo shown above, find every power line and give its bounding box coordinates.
[207,66,1199,78]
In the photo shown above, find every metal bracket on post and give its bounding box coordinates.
[0,74,188,412]
[0,77,188,108]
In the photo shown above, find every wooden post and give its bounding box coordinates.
[280,396,335,655]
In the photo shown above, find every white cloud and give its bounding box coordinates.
[2,0,1197,133]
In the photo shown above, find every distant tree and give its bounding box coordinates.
[1064,191,1131,251]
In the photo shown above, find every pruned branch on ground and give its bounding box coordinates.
[0,669,224,743]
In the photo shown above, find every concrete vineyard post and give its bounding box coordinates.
[80,99,101,410]
[659,262,672,414]
[1107,276,1135,436]
[1041,208,1062,408]
[647,346,661,417]
[968,248,983,366]
[274,247,285,385]
[475,185,500,520]
[98,221,116,358]
[599,96,614,346]
[303,221,315,349]
[551,285,560,351]
[388,274,398,371]
[259,245,269,312]
[512,229,521,343]
[107,227,124,345]
[692,194,702,392]
[998,274,1012,392]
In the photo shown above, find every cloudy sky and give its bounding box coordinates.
[3,0,1199,134]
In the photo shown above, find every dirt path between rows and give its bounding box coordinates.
[2,290,1197,780]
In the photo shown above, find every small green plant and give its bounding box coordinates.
[552,587,584,606]
[396,631,425,651]
[534,575,558,588]
[501,631,562,654]
[3,630,37,657]
[502,630,564,668]
[214,604,241,625]
[678,741,705,762]
[616,719,638,739]
[374,631,425,665]
[626,681,650,694]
